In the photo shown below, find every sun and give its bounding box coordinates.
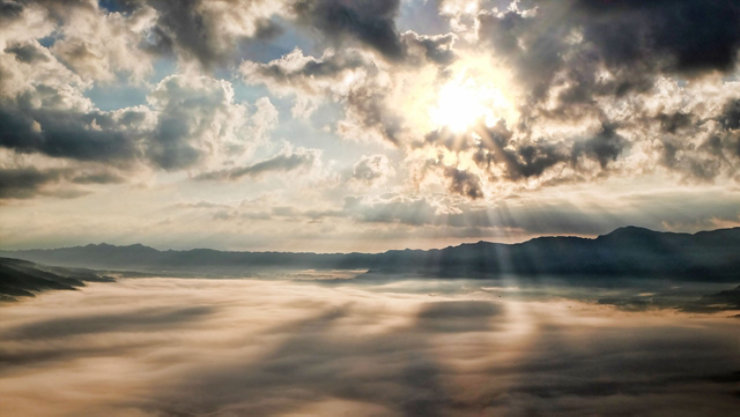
[429,75,512,133]
[427,61,515,134]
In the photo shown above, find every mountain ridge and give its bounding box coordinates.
[1,226,739,281]
[0,257,114,301]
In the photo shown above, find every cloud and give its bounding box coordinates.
[93,0,287,68]
[2,305,212,340]
[146,74,260,170]
[1,278,738,416]
[0,167,65,199]
[242,47,406,142]
[343,195,438,226]
[241,33,455,142]
[572,123,628,169]
[444,167,483,199]
[49,2,155,81]
[719,98,740,133]
[0,105,142,164]
[4,42,49,63]
[401,31,456,65]
[570,0,740,74]
[0,1,155,82]
[241,47,373,97]
[416,300,502,332]
[195,147,318,181]
[0,166,123,200]
[398,0,740,195]
[0,72,270,170]
[0,49,279,195]
[478,1,740,95]
[306,188,740,237]
[0,0,739,247]
[293,0,404,60]
[351,154,394,184]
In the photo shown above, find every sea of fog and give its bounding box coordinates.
[1,275,738,417]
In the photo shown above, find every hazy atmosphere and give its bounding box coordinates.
[2,277,739,417]
[1,1,739,416]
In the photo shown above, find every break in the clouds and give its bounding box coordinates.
[1,0,739,250]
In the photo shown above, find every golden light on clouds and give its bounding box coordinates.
[429,73,511,133]
[0,0,738,250]
[1,1,740,415]
[427,53,519,134]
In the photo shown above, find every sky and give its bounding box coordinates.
[0,0,739,252]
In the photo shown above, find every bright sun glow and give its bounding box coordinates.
[429,74,512,133]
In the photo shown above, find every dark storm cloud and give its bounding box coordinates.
[429,124,567,189]
[294,0,404,60]
[0,105,140,164]
[0,167,64,199]
[96,0,284,67]
[0,0,90,22]
[471,121,569,181]
[456,0,740,189]
[195,150,316,181]
[480,1,740,100]
[0,166,126,200]
[571,123,628,169]
[719,99,740,158]
[144,0,225,66]
[253,17,284,40]
[70,171,125,185]
[659,137,722,182]
[640,98,740,181]
[478,9,564,100]
[147,112,201,170]
[0,0,23,19]
[0,78,262,196]
[719,99,740,132]
[0,67,273,196]
[572,0,740,74]
[4,42,50,63]
[658,111,693,134]
[444,167,483,199]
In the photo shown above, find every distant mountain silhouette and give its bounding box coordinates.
[369,226,740,280]
[0,258,113,301]
[2,226,739,281]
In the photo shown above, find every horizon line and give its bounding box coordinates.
[3,225,738,255]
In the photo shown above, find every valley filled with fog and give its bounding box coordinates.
[1,275,738,417]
